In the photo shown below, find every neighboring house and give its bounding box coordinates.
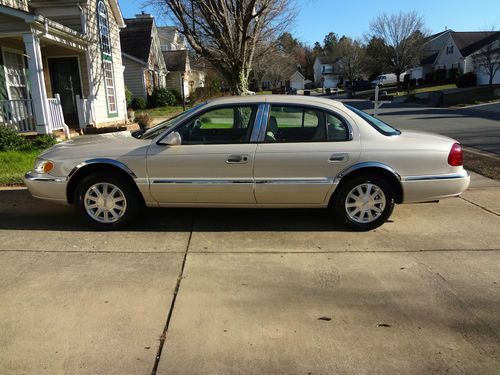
[289,70,306,90]
[409,29,450,80]
[410,30,500,85]
[163,49,190,98]
[157,26,187,51]
[121,13,167,101]
[313,56,343,88]
[0,0,127,134]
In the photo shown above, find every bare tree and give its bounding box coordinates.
[154,0,296,95]
[369,11,426,89]
[473,31,500,87]
[252,43,295,90]
[337,37,366,82]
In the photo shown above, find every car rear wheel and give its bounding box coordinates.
[333,175,395,231]
[75,173,139,230]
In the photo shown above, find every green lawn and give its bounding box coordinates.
[0,150,39,185]
[140,105,185,118]
[394,84,457,97]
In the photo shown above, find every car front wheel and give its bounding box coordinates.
[333,175,395,231]
[74,174,139,230]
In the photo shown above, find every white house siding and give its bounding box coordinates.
[86,0,126,126]
[434,34,464,71]
[122,56,146,99]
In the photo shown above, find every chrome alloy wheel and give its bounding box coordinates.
[345,183,386,224]
[84,182,127,224]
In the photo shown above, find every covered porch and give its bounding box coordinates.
[0,6,93,136]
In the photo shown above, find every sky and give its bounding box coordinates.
[118,0,500,45]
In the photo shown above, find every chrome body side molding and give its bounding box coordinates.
[402,171,469,182]
[151,178,334,185]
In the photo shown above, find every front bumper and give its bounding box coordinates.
[24,172,68,204]
[401,171,470,203]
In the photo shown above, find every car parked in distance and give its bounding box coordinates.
[25,95,470,231]
[371,73,398,87]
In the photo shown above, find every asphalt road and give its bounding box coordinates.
[342,100,500,155]
[1,173,500,374]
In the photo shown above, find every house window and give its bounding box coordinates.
[103,60,117,113]
[97,0,117,115]
[2,50,28,100]
[446,45,454,55]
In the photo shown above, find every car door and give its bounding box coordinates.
[253,104,361,204]
[147,104,260,204]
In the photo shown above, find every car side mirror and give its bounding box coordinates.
[161,131,182,146]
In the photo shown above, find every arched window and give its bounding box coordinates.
[97,0,117,115]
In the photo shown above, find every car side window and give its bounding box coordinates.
[326,112,350,141]
[177,106,257,145]
[265,106,325,143]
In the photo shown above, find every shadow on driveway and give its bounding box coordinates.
[0,189,351,233]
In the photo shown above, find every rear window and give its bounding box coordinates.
[345,105,401,136]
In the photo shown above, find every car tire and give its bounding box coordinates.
[74,173,139,230]
[333,175,395,231]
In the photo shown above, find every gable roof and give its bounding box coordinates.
[120,16,154,63]
[451,31,500,56]
[157,26,177,45]
[291,70,305,80]
[163,49,188,71]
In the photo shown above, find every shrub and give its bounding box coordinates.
[409,78,417,87]
[134,112,153,130]
[417,78,424,86]
[148,88,177,107]
[26,134,58,151]
[448,68,459,81]
[455,72,477,88]
[0,126,26,151]
[130,97,146,110]
[434,69,447,83]
[125,87,132,107]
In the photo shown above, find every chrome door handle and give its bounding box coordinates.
[226,154,248,164]
[329,153,349,163]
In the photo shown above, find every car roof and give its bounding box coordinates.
[205,95,346,109]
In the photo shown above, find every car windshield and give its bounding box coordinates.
[345,105,401,136]
[139,103,205,140]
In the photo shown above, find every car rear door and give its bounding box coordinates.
[147,104,262,204]
[253,104,361,204]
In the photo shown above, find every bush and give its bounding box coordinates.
[130,97,146,110]
[27,134,57,151]
[0,127,58,151]
[134,112,153,130]
[148,88,177,107]
[434,69,447,83]
[409,78,417,88]
[424,72,434,84]
[0,126,26,151]
[448,68,459,81]
[417,78,424,86]
[455,72,477,88]
[125,87,132,107]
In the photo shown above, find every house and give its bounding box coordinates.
[0,0,127,134]
[409,30,450,80]
[410,30,500,85]
[158,26,187,51]
[121,13,167,101]
[313,56,343,88]
[162,49,190,98]
[289,70,306,90]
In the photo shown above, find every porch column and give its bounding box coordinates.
[22,31,51,134]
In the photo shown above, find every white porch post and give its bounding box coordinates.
[22,31,51,134]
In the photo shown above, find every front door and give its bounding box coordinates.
[254,104,361,204]
[147,104,260,204]
[48,57,82,127]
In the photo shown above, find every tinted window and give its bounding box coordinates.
[266,106,325,142]
[326,113,350,141]
[177,106,257,144]
[346,105,400,136]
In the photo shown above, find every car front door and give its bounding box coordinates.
[147,104,260,204]
[253,104,361,204]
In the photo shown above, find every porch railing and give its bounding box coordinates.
[0,99,36,132]
[48,94,70,139]
[76,94,93,130]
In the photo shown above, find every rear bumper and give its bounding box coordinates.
[401,171,470,203]
[24,172,68,204]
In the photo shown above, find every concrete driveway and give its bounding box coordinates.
[1,172,500,374]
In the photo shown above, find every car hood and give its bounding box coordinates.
[39,131,151,161]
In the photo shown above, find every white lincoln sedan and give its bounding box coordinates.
[25,95,470,231]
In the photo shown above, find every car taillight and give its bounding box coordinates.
[448,143,463,166]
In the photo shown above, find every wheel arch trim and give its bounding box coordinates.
[336,162,401,181]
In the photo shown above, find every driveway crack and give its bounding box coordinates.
[150,211,195,375]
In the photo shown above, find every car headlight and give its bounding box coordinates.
[34,158,54,174]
